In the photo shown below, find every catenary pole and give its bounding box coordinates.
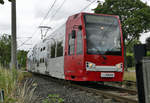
[11,0,17,69]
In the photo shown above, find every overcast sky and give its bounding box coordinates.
[0,0,150,50]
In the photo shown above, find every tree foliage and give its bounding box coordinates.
[0,0,11,4]
[0,34,11,67]
[0,0,4,4]
[94,0,150,45]
[126,39,141,53]
[17,50,28,68]
[0,34,28,68]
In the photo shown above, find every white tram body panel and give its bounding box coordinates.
[27,24,66,79]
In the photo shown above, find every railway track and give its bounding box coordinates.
[33,73,138,103]
[71,83,137,103]
[103,80,137,91]
[123,80,136,86]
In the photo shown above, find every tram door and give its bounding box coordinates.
[74,29,84,75]
[65,30,76,73]
[64,28,84,79]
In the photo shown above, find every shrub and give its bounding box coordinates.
[126,56,135,67]
[42,94,64,103]
[0,67,36,103]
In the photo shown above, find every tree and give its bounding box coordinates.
[0,34,28,68]
[126,39,141,53]
[126,39,141,67]
[0,0,17,69]
[0,34,11,67]
[0,0,4,4]
[0,0,11,4]
[17,50,28,68]
[94,0,150,46]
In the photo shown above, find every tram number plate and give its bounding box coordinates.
[101,73,115,78]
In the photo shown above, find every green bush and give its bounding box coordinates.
[42,94,64,103]
[126,53,135,68]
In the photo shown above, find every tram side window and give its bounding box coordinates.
[43,47,45,51]
[57,41,63,57]
[37,61,39,67]
[51,43,56,58]
[48,44,51,58]
[77,30,83,54]
[68,33,75,55]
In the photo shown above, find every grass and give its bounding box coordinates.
[127,67,135,71]
[126,52,134,56]
[147,51,150,56]
[0,66,36,103]
[42,94,64,103]
[123,71,136,82]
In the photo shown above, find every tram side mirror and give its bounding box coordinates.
[78,25,82,30]
[72,30,76,39]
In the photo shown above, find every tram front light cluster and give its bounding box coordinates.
[86,62,96,69]
[116,63,123,72]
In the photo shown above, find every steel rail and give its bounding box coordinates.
[101,84,137,95]
[71,84,138,103]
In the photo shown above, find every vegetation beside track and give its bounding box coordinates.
[42,94,64,103]
[0,67,36,103]
[123,67,136,82]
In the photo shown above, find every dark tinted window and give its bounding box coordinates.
[43,47,45,51]
[57,41,63,57]
[51,44,56,58]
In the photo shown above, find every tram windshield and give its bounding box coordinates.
[84,14,122,55]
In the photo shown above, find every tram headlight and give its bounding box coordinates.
[116,63,123,72]
[86,62,96,69]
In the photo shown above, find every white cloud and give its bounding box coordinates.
[17,0,98,50]
[140,32,150,43]
[0,1,11,34]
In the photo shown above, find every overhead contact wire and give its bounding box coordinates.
[18,0,57,49]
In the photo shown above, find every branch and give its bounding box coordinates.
[126,35,138,47]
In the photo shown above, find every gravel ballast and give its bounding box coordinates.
[30,74,116,103]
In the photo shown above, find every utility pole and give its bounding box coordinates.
[11,0,17,69]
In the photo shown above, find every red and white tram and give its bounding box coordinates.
[27,12,124,81]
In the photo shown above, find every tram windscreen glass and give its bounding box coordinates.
[84,14,122,55]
